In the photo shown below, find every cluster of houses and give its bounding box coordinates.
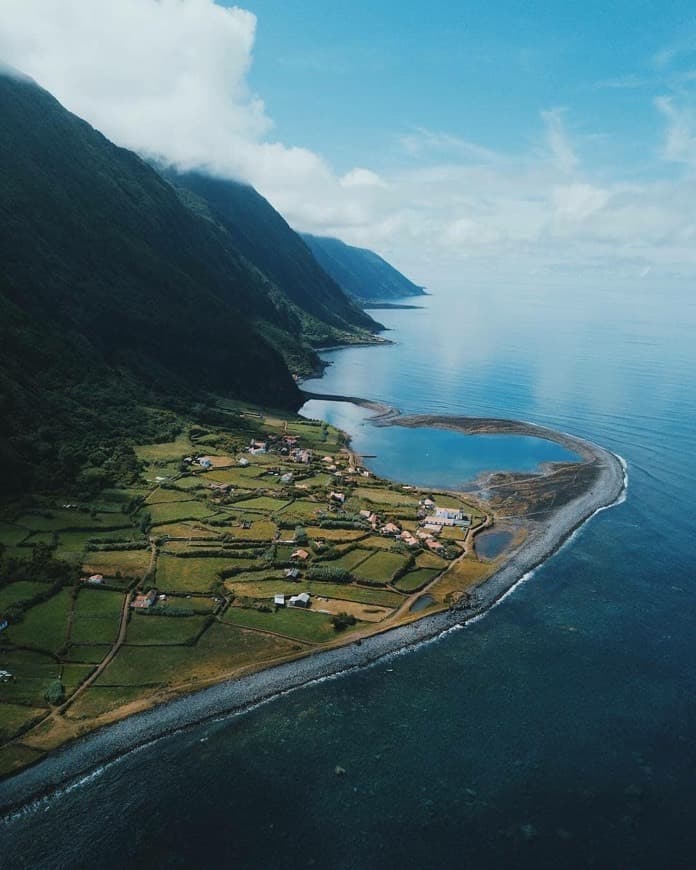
[131,589,159,610]
[183,456,214,469]
[246,434,314,465]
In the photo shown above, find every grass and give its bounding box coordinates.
[0,649,62,707]
[55,528,145,562]
[0,522,30,550]
[14,511,131,532]
[133,432,193,462]
[0,744,46,779]
[223,520,277,542]
[60,663,95,692]
[223,606,340,643]
[82,548,151,578]
[70,589,124,645]
[156,555,239,593]
[64,686,153,720]
[4,589,73,654]
[0,704,47,742]
[441,525,467,540]
[62,644,112,663]
[95,623,297,687]
[415,551,449,569]
[147,500,217,525]
[394,568,441,593]
[278,500,324,522]
[353,550,411,585]
[206,467,270,486]
[0,581,48,611]
[429,558,494,605]
[305,527,367,542]
[145,488,199,505]
[353,486,420,506]
[154,522,219,539]
[235,496,289,513]
[126,613,209,645]
[325,548,372,572]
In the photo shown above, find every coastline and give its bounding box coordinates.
[0,402,626,816]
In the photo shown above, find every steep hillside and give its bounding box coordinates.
[0,71,304,494]
[301,234,426,301]
[163,169,383,341]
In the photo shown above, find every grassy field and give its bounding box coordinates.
[441,525,467,540]
[0,704,46,742]
[95,623,297,687]
[147,500,217,525]
[222,606,340,644]
[126,614,209,645]
[352,550,411,584]
[15,511,131,532]
[277,499,323,520]
[154,522,219,539]
[415,551,449,569]
[70,590,124,645]
[305,527,368,542]
[133,433,193,462]
[0,581,48,611]
[325,548,372,572]
[82,548,151,578]
[4,589,72,654]
[64,685,152,720]
[156,555,244,593]
[353,486,420,506]
[237,496,290,513]
[54,528,144,562]
[145,488,199,505]
[0,648,62,707]
[394,567,441,593]
[62,644,112,663]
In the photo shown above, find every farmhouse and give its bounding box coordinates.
[329,491,345,504]
[85,574,104,586]
[291,448,313,464]
[288,592,311,609]
[131,589,158,610]
[284,568,300,580]
[291,548,310,561]
[0,670,12,683]
[280,473,294,484]
[274,594,286,607]
[399,531,420,547]
[238,457,250,467]
[381,522,401,537]
[427,539,446,554]
[0,618,8,632]
[198,457,213,469]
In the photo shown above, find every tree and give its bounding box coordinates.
[44,679,65,705]
[331,612,356,631]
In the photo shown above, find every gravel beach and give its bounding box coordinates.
[0,410,626,815]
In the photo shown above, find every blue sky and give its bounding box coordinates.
[238,0,696,177]
[4,0,696,286]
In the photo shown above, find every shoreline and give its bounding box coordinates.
[0,401,626,816]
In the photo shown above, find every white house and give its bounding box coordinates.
[274,594,286,607]
[289,592,311,608]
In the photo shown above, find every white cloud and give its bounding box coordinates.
[2,0,696,285]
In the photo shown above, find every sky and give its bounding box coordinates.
[3,0,696,287]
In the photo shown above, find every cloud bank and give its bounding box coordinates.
[1,0,696,285]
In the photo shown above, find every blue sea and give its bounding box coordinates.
[4,281,696,868]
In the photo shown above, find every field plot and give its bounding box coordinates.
[311,598,391,622]
[352,551,411,585]
[0,704,46,742]
[0,649,62,707]
[4,589,72,654]
[126,614,208,645]
[223,520,276,542]
[145,488,199,505]
[441,526,467,540]
[325,548,372,572]
[353,486,421,506]
[70,590,124,645]
[0,581,47,611]
[223,606,339,643]
[63,644,111,663]
[95,623,296,687]
[147,500,217,525]
[305,527,368,542]
[236,496,289,513]
[133,433,193,462]
[155,522,220,540]
[415,551,449,569]
[15,510,132,532]
[394,567,441,593]
[64,686,150,720]
[278,500,323,522]
[55,528,145,562]
[156,555,234,593]
[82,548,151,579]
[205,467,267,486]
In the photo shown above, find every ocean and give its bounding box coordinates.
[3,280,696,868]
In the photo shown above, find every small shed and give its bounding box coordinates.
[274,594,286,607]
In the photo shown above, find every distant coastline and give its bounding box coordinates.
[0,397,626,816]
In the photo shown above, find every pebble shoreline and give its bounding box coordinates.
[0,413,626,815]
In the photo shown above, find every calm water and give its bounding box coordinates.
[4,282,696,868]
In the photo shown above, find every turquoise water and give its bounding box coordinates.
[301,398,579,489]
[4,282,696,867]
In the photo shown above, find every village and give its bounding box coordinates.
[0,403,502,778]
